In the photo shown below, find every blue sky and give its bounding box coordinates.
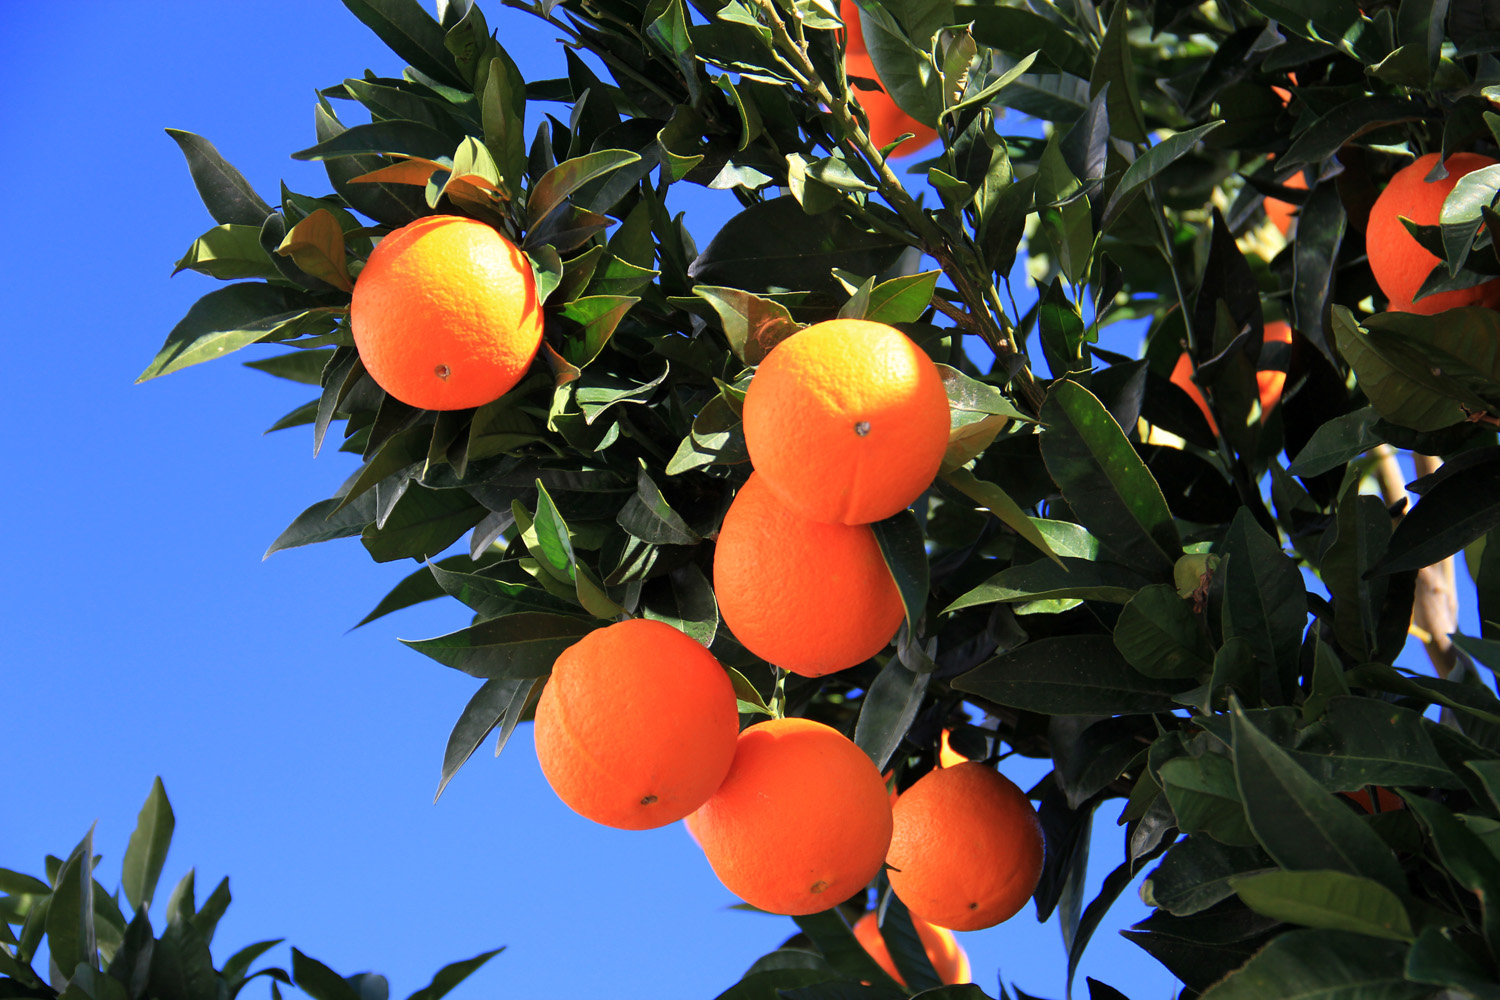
[2,3,1463,999]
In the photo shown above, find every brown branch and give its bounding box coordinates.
[1371,445,1458,677]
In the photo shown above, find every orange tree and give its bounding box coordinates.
[89,0,1500,996]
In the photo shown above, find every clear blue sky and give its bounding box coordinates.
[1,4,1466,999]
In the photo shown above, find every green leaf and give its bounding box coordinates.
[953,635,1187,714]
[558,295,638,368]
[138,284,318,382]
[1089,0,1147,144]
[863,271,939,325]
[122,778,174,914]
[405,948,505,1000]
[1158,753,1258,846]
[1142,837,1273,916]
[692,285,800,366]
[873,892,943,992]
[943,557,1149,612]
[1230,703,1408,895]
[1282,97,1427,166]
[872,510,928,632]
[291,948,362,1000]
[789,911,902,992]
[173,224,280,281]
[1231,869,1413,941]
[400,612,593,679]
[1113,584,1212,679]
[1403,794,1500,955]
[646,0,700,104]
[291,121,456,163]
[616,465,699,546]
[146,921,217,1000]
[1197,928,1426,1000]
[276,209,353,292]
[641,563,718,646]
[1219,508,1306,684]
[1285,407,1384,478]
[338,0,467,90]
[853,658,931,772]
[1372,450,1500,575]
[221,938,285,986]
[436,676,543,801]
[164,129,273,226]
[1406,925,1500,998]
[189,877,229,945]
[361,484,486,563]
[1322,484,1400,663]
[46,828,97,980]
[941,468,1063,568]
[1102,122,1223,230]
[264,493,377,558]
[428,562,578,619]
[527,150,642,229]
[1040,380,1180,578]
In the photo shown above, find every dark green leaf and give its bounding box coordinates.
[436,677,541,801]
[1158,752,1257,846]
[429,562,578,620]
[265,492,378,558]
[789,911,902,991]
[1285,407,1384,478]
[360,483,486,563]
[872,510,928,631]
[1113,584,1212,679]
[338,0,466,89]
[222,938,283,986]
[405,948,505,1000]
[164,129,273,226]
[138,284,318,382]
[1406,925,1500,998]
[1196,928,1426,1000]
[121,778,174,914]
[853,659,930,772]
[873,892,942,992]
[46,828,96,980]
[1282,98,1427,166]
[1142,837,1273,916]
[1231,704,1407,895]
[173,224,280,280]
[1372,450,1500,575]
[1089,0,1147,144]
[940,469,1064,568]
[692,285,800,366]
[1220,507,1306,684]
[1040,380,1179,577]
[291,121,456,162]
[528,150,641,229]
[944,557,1150,612]
[291,948,362,1000]
[954,635,1188,714]
[1102,122,1223,230]
[400,612,593,679]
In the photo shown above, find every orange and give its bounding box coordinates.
[1264,171,1307,236]
[841,0,937,158]
[694,717,893,915]
[852,911,971,986]
[1257,320,1293,414]
[1366,151,1500,314]
[887,762,1044,931]
[742,319,950,525]
[713,473,905,676]
[532,618,739,830]
[938,729,969,768]
[350,214,544,410]
[1169,351,1218,436]
[1343,787,1406,814]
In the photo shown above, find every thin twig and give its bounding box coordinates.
[1371,445,1457,677]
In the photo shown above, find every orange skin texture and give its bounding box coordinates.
[887,762,1045,932]
[1264,171,1307,236]
[532,618,739,830]
[1168,320,1294,433]
[841,0,937,158]
[713,473,905,676]
[350,215,544,410]
[1367,151,1500,315]
[852,911,972,986]
[743,319,951,525]
[695,717,894,915]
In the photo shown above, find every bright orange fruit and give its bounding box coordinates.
[840,0,937,158]
[1366,151,1500,314]
[1169,351,1218,436]
[1257,320,1293,414]
[938,729,969,768]
[694,717,893,915]
[1264,171,1307,236]
[852,910,971,986]
[887,762,1044,931]
[713,472,905,676]
[350,214,544,410]
[532,618,739,830]
[742,319,950,525]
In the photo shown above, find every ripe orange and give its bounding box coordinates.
[841,0,937,158]
[1169,351,1218,436]
[887,762,1045,931]
[1257,320,1293,414]
[938,729,969,768]
[742,319,950,525]
[349,214,544,410]
[713,472,905,676]
[694,717,893,915]
[852,911,971,986]
[1366,151,1500,314]
[1264,171,1307,236]
[532,618,739,830]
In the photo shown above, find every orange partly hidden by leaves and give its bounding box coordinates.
[1264,171,1307,236]
[350,214,544,410]
[694,717,893,915]
[714,473,905,676]
[743,318,950,525]
[852,911,971,986]
[939,729,969,768]
[888,762,1045,932]
[1168,352,1218,436]
[840,0,937,158]
[1168,319,1294,433]
[533,618,739,830]
[1367,151,1500,314]
[1342,786,1406,814]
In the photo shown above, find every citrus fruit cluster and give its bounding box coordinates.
[349,215,543,411]
[717,318,950,677]
[531,616,1044,947]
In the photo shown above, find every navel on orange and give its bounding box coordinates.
[887,762,1044,932]
[694,717,893,915]
[350,214,544,410]
[742,319,950,525]
[713,472,905,677]
[532,618,739,830]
